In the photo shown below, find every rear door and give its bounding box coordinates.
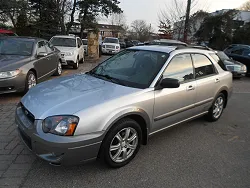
[191,53,220,114]
[153,53,197,132]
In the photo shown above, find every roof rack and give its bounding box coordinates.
[176,45,213,51]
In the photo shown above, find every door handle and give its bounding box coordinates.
[215,78,220,83]
[186,85,195,91]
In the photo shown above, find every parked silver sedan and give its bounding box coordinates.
[16,46,232,167]
[0,37,62,94]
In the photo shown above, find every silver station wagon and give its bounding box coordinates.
[16,46,232,168]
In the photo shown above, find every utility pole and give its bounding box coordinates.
[184,0,191,43]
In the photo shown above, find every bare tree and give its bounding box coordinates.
[239,0,250,11]
[158,0,200,41]
[109,13,126,27]
[130,20,152,41]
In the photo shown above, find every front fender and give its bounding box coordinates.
[102,106,151,133]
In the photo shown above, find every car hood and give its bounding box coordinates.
[224,59,244,66]
[103,43,119,46]
[0,55,31,71]
[54,46,76,52]
[21,74,140,119]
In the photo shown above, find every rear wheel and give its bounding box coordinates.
[24,71,37,93]
[101,118,142,168]
[206,93,225,122]
[73,58,79,69]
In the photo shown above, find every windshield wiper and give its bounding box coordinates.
[86,72,127,86]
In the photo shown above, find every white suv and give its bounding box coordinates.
[50,35,84,69]
[102,37,120,54]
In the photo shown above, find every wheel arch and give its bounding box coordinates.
[103,109,151,145]
[215,86,229,108]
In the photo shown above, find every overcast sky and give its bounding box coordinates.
[107,0,247,30]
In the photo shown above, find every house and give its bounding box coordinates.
[69,22,125,39]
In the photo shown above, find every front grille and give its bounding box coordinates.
[20,103,35,123]
[18,128,32,150]
[106,45,115,49]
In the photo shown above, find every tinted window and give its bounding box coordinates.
[77,38,82,47]
[0,38,33,56]
[242,49,250,57]
[104,38,119,44]
[50,37,76,47]
[89,50,169,89]
[163,54,194,83]
[192,54,215,78]
[82,39,88,45]
[231,48,244,55]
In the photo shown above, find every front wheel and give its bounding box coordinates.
[54,61,62,76]
[73,58,79,69]
[101,118,142,168]
[206,93,225,122]
[24,71,37,93]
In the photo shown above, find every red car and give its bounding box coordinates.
[0,29,17,36]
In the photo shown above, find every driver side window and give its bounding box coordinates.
[37,41,47,54]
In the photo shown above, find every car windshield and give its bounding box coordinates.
[82,39,88,45]
[50,37,76,47]
[217,51,230,60]
[104,38,119,44]
[88,50,169,89]
[0,38,34,56]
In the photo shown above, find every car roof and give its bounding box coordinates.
[0,36,43,42]
[129,45,215,54]
[52,35,77,39]
[229,44,250,48]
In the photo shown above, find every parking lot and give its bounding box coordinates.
[0,57,250,188]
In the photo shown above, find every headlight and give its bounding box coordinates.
[0,70,21,79]
[42,115,79,136]
[241,65,247,72]
[116,46,119,49]
[102,45,106,48]
[65,52,74,56]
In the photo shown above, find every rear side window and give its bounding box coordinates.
[163,54,194,83]
[209,53,227,71]
[192,54,216,79]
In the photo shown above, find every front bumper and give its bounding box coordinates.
[15,104,104,166]
[0,74,26,94]
[232,71,246,78]
[60,54,76,66]
[102,48,120,54]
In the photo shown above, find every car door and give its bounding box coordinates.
[34,41,51,80]
[153,53,196,132]
[45,41,58,73]
[191,53,220,114]
[77,37,84,59]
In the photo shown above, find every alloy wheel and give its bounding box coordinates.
[28,73,36,89]
[58,62,62,75]
[109,127,138,163]
[213,96,224,119]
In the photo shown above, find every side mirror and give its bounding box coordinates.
[37,52,47,58]
[157,78,180,89]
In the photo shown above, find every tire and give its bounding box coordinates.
[24,71,37,93]
[206,93,225,122]
[80,54,84,64]
[73,58,79,69]
[53,61,62,76]
[101,118,142,168]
